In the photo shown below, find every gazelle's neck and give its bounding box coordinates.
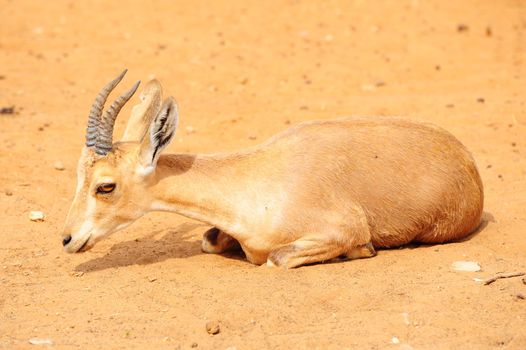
[148,153,245,232]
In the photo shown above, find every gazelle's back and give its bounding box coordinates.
[249,117,483,247]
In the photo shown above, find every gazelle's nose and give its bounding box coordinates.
[62,235,72,246]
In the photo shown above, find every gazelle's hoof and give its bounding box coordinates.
[201,227,241,254]
[346,242,377,260]
[266,259,277,267]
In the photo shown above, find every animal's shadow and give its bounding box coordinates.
[75,222,246,273]
[75,212,493,272]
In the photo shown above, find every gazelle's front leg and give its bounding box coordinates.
[201,227,241,254]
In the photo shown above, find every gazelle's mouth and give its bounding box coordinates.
[76,236,92,253]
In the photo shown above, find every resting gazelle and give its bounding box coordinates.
[62,71,484,268]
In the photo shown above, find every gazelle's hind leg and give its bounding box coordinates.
[266,235,345,269]
[201,227,241,254]
[266,204,375,268]
[343,242,377,260]
[266,235,376,269]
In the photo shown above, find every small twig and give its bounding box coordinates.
[482,272,525,285]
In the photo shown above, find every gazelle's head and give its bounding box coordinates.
[62,70,178,253]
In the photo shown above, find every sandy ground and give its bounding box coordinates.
[1,0,525,349]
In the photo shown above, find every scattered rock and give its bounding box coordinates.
[392,336,400,344]
[185,126,196,134]
[457,24,469,32]
[516,293,525,300]
[29,338,53,345]
[361,84,376,91]
[485,26,492,37]
[248,135,257,140]
[401,312,410,325]
[477,98,485,103]
[5,189,13,196]
[445,104,455,108]
[29,211,45,222]
[32,26,44,35]
[191,342,198,348]
[206,321,220,335]
[148,276,157,282]
[0,106,15,115]
[53,161,65,171]
[451,261,481,272]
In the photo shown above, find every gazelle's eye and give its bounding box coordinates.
[96,183,116,194]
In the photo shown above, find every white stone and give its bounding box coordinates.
[451,261,481,272]
[29,211,45,222]
[29,338,52,345]
[53,161,65,171]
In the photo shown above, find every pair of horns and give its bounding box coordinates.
[86,69,140,155]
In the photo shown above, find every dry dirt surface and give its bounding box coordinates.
[1,1,525,349]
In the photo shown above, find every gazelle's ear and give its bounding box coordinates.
[138,97,178,173]
[121,79,162,142]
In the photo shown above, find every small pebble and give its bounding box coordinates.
[457,24,469,32]
[29,211,45,222]
[148,276,157,282]
[29,338,52,345]
[485,26,492,37]
[516,293,525,300]
[32,27,44,35]
[361,84,376,91]
[451,261,481,272]
[392,336,400,344]
[53,161,65,171]
[0,106,15,114]
[185,126,196,134]
[191,343,198,348]
[206,321,220,335]
[5,189,13,196]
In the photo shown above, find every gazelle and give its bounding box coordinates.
[62,71,484,268]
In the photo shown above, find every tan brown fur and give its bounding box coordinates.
[63,79,483,268]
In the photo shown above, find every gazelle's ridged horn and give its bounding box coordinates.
[95,80,141,156]
[86,69,128,147]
